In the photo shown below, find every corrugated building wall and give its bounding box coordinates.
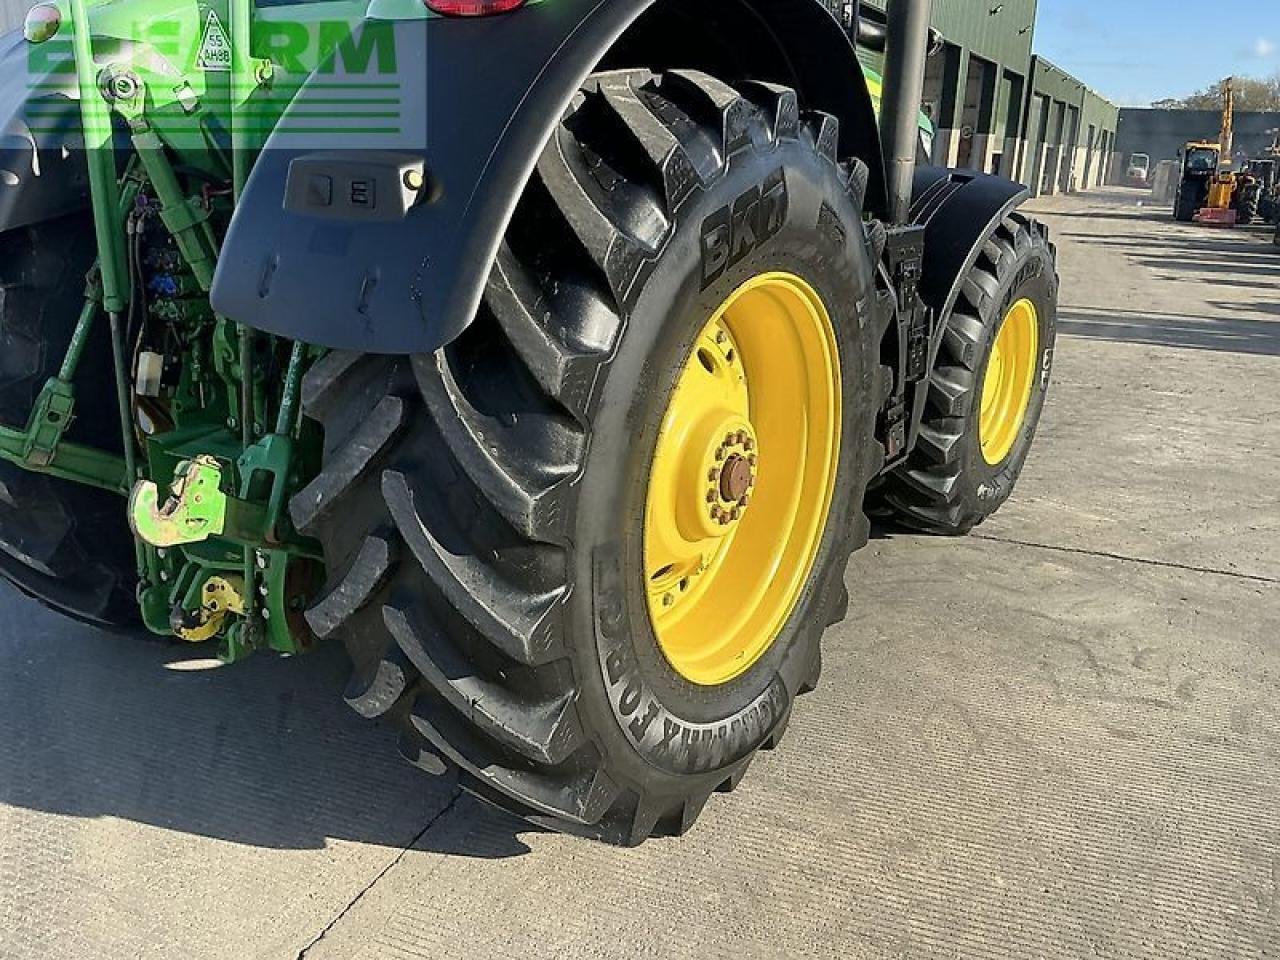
[855,1,1116,194]
[1020,57,1118,196]
[1078,86,1121,189]
[861,0,1038,176]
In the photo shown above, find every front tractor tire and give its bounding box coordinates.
[876,214,1058,535]
[292,70,886,843]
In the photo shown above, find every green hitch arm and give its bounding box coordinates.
[130,126,219,292]
[0,298,130,494]
[0,425,129,494]
[57,297,97,383]
[275,341,309,436]
[229,0,261,200]
[66,0,127,315]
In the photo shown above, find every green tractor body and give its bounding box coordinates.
[0,0,1060,842]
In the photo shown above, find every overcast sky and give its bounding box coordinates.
[1032,0,1280,106]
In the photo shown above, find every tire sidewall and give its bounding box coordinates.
[952,238,1058,517]
[570,136,875,788]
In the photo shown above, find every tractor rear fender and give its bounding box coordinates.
[906,165,1034,447]
[910,165,1032,359]
[0,32,94,235]
[211,0,885,354]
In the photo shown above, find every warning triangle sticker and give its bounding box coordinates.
[197,10,232,72]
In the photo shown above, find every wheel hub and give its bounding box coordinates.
[644,273,841,686]
[718,452,753,505]
[979,297,1039,466]
[702,429,757,530]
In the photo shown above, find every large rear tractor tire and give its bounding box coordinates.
[0,215,138,626]
[874,214,1058,535]
[291,70,886,843]
[1233,184,1260,226]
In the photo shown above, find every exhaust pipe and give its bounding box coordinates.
[879,0,934,225]
[857,2,942,56]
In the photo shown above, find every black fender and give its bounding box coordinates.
[0,31,93,234]
[910,165,1032,361]
[911,167,1029,343]
[211,0,884,354]
[905,165,1033,451]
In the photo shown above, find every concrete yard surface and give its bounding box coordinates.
[1,187,1277,960]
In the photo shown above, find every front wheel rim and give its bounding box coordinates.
[979,298,1039,466]
[643,273,841,687]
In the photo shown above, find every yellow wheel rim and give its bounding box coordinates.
[644,273,841,687]
[979,298,1039,466]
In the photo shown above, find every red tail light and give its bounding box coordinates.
[425,0,526,15]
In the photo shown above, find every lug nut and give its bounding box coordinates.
[743,437,754,452]
[662,593,674,607]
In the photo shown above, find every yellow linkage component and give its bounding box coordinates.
[979,298,1040,465]
[129,455,228,548]
[1207,175,1236,211]
[176,576,247,643]
[644,273,841,686]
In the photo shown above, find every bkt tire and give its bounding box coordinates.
[875,215,1058,535]
[291,70,886,843]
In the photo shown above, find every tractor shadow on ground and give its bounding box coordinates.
[1128,257,1280,277]
[0,584,538,859]
[1058,232,1280,259]
[1052,217,1279,292]
[1041,209,1164,224]
[1057,307,1280,357]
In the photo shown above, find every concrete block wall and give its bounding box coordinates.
[1116,108,1280,171]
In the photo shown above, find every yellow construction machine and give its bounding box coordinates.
[1195,78,1238,226]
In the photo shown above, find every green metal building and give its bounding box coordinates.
[1023,56,1120,195]
[858,0,1118,196]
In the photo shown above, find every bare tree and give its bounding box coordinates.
[1152,74,1280,111]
